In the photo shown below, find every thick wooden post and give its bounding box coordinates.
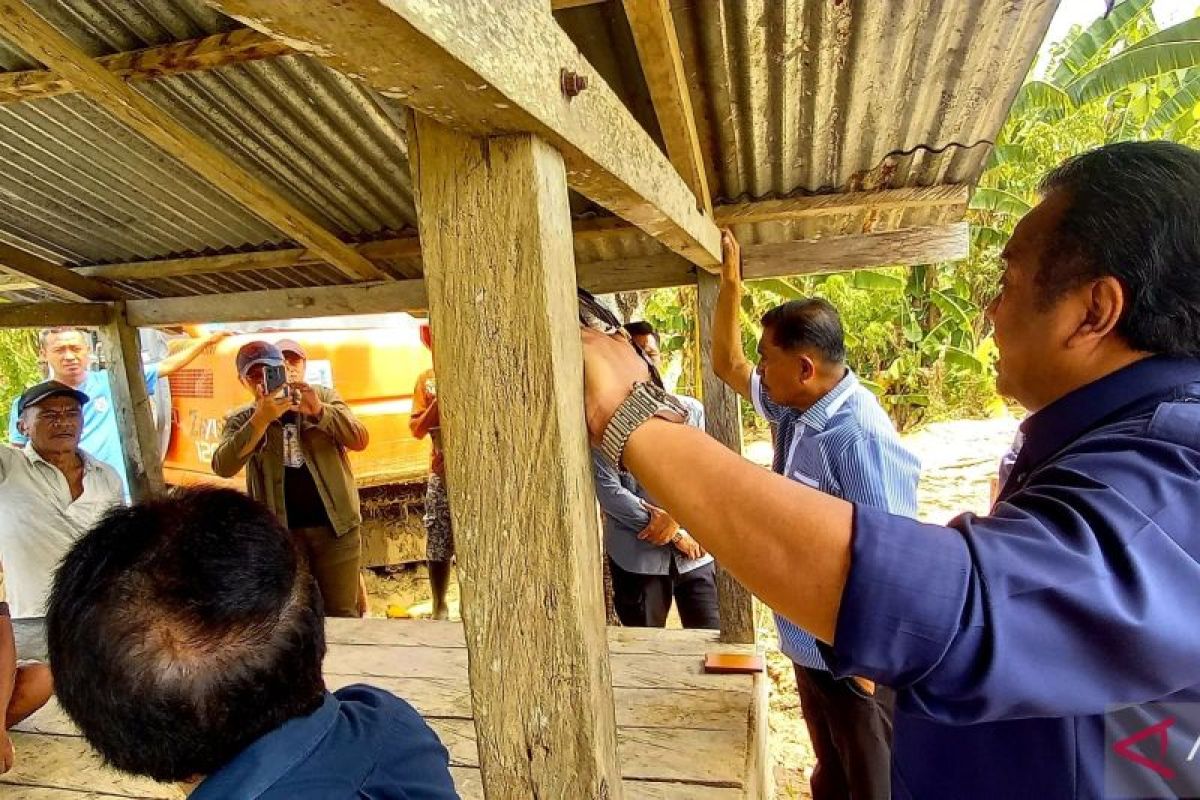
[696,272,756,643]
[409,114,623,800]
[96,302,164,501]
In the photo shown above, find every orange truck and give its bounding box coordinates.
[161,315,433,567]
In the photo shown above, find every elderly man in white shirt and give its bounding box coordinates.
[1,381,123,662]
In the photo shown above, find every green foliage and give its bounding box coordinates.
[0,328,40,442]
[635,0,1200,431]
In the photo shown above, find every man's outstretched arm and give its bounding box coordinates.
[581,326,852,642]
[712,231,755,400]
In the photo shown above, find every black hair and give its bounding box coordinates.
[46,487,326,782]
[623,321,656,339]
[760,298,846,363]
[1036,140,1200,356]
[38,326,90,350]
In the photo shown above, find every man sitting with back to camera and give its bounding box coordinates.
[45,486,457,799]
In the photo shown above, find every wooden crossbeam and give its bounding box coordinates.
[622,0,711,215]
[0,1,385,282]
[113,223,968,326]
[124,279,427,326]
[208,0,722,270]
[0,27,291,104]
[74,187,967,282]
[0,300,111,327]
[0,241,119,301]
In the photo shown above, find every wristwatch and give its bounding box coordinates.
[600,381,689,470]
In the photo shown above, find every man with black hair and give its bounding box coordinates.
[705,243,919,800]
[580,141,1200,799]
[623,321,661,367]
[46,486,456,798]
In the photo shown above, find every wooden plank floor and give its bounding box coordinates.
[1,620,769,799]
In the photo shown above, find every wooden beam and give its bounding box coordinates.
[209,0,721,270]
[97,223,968,323]
[78,236,423,281]
[551,0,610,8]
[695,272,755,644]
[97,303,165,500]
[409,114,622,798]
[0,27,292,105]
[741,223,969,279]
[125,279,427,326]
[0,1,385,282]
[622,0,711,215]
[76,187,967,283]
[0,242,119,302]
[716,185,968,227]
[0,300,111,328]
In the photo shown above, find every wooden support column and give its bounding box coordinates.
[409,114,622,799]
[96,302,164,502]
[696,271,756,643]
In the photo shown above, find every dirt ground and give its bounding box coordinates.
[361,415,1020,798]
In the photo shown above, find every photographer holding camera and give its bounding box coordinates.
[212,340,369,617]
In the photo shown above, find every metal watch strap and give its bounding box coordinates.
[600,381,687,469]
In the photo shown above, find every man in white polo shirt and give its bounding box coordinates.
[0,381,123,661]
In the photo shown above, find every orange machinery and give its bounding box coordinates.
[163,318,433,567]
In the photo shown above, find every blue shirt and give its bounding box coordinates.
[751,370,920,670]
[592,395,713,575]
[192,684,457,799]
[8,366,158,496]
[825,356,1200,799]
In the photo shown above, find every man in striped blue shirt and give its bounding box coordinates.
[713,242,920,800]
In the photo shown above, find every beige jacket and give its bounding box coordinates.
[212,385,368,536]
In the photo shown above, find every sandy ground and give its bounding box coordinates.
[362,415,1021,798]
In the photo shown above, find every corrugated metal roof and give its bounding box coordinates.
[672,0,1057,201]
[0,0,1056,303]
[0,0,415,268]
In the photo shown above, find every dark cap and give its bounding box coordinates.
[235,341,284,378]
[17,380,88,415]
[274,338,306,359]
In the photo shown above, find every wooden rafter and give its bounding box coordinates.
[622,0,712,215]
[0,0,385,282]
[104,223,967,326]
[0,241,119,302]
[0,27,292,105]
[0,300,112,328]
[72,186,967,283]
[208,0,722,269]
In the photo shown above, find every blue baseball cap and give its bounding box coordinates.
[235,341,284,378]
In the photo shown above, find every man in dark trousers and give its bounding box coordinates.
[707,237,919,800]
[213,340,369,617]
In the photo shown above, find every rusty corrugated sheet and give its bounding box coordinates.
[672,0,1055,201]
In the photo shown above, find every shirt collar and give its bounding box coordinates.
[1017,355,1200,471]
[799,369,858,432]
[191,692,338,800]
[21,443,98,471]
